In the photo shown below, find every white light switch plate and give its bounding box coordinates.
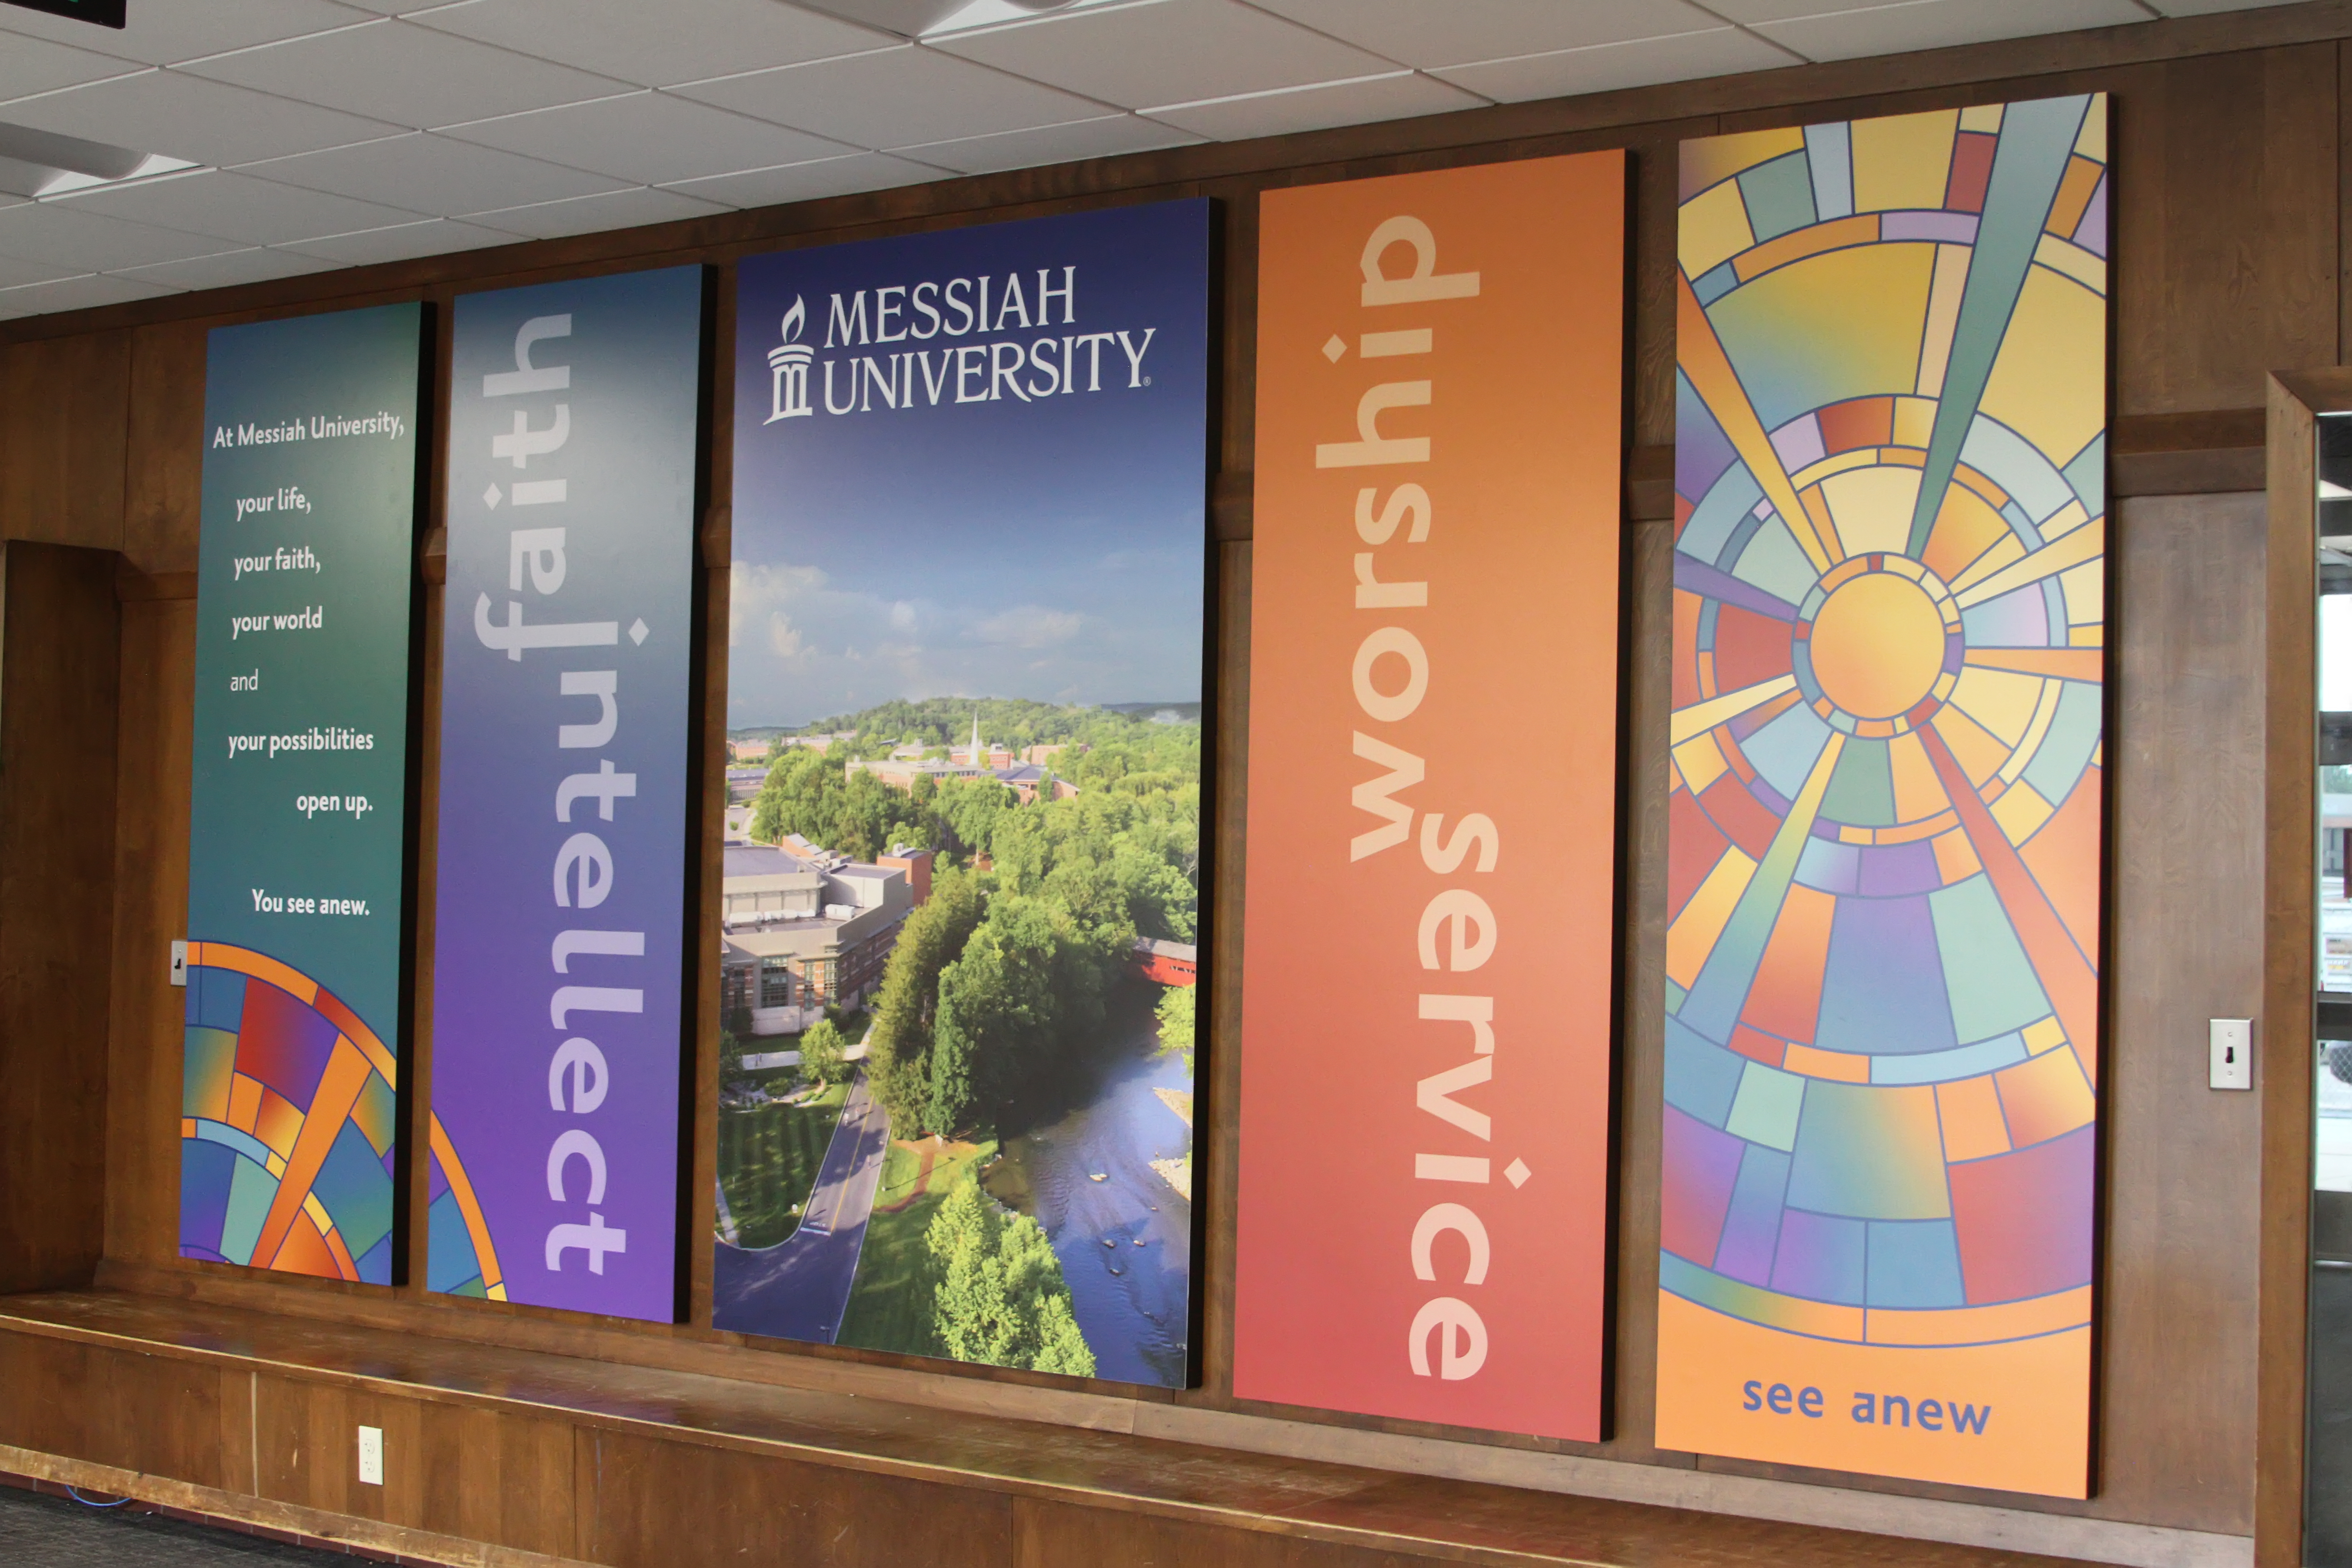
[357,1425,383,1487]
[169,940,187,988]
[2210,1019,2252,1091]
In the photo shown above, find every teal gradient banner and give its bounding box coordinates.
[179,303,423,1287]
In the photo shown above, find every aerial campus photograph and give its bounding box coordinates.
[713,223,1208,1387]
[711,698,1200,1387]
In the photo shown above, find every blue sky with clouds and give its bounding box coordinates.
[729,201,1210,730]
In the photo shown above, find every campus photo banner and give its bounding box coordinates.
[179,304,423,1285]
[429,266,705,1321]
[715,201,1210,1385]
[1658,97,2109,1496]
[1231,154,1627,1441]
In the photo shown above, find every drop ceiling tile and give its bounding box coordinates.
[0,69,406,167]
[931,0,1396,111]
[239,132,630,215]
[895,113,1200,175]
[404,0,898,89]
[178,17,635,130]
[460,183,730,239]
[0,249,84,289]
[675,43,1109,149]
[1733,0,2147,57]
[0,201,251,272]
[280,216,524,265]
[0,0,373,66]
[440,92,854,186]
[661,152,950,210]
[1433,28,1798,103]
[49,168,426,246]
[112,246,341,291]
[1146,71,1481,141]
[0,271,180,316]
[0,30,145,100]
[1241,0,1729,72]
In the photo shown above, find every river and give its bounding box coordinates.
[984,986,1193,1387]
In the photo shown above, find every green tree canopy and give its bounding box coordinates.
[1155,984,1194,1072]
[797,1018,846,1090]
[865,868,984,1130]
[925,893,1122,1136]
[923,1175,1096,1377]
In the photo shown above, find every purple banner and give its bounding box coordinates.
[428,265,704,1321]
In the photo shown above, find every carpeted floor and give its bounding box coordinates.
[0,1485,352,1565]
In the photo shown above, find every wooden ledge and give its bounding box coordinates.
[0,1289,2094,1568]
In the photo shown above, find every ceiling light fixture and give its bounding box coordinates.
[0,121,194,199]
[789,0,1081,39]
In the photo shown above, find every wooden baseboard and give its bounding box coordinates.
[0,1443,591,1568]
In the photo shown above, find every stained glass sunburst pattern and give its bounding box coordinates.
[1657,96,2107,1496]
[178,941,499,1294]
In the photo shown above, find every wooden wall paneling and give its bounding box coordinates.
[255,1372,424,1529]
[0,545,121,1293]
[1625,123,1712,450]
[2096,493,2269,1530]
[2342,39,2352,367]
[252,1374,575,1556]
[2112,47,2339,416]
[406,562,444,1306]
[1213,175,1257,505]
[1200,538,1247,1393]
[404,294,455,1306]
[102,587,196,1268]
[577,1427,1014,1568]
[1610,516,1679,1466]
[1012,1496,1421,1568]
[0,331,129,552]
[121,323,206,577]
[0,1333,245,1490]
[687,263,734,1331]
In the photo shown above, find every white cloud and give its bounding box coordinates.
[890,600,917,632]
[729,558,828,647]
[975,605,1082,649]
[767,612,805,659]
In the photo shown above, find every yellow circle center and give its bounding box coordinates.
[1809,573,1946,720]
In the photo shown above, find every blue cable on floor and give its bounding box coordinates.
[64,1486,131,1509]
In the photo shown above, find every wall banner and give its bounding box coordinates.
[1657,96,2109,1496]
[1231,155,1627,1441]
[428,266,706,1320]
[179,304,424,1285]
[716,200,1210,1387]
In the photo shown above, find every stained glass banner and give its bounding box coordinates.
[1656,96,2108,1496]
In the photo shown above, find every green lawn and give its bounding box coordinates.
[716,1078,848,1248]
[835,1131,997,1357]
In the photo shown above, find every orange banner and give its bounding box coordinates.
[1231,154,1627,1440]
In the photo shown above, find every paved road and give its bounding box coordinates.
[713,1067,890,1344]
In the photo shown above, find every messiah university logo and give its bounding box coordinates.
[766,296,813,424]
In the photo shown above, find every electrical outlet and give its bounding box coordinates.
[2209,1019,2252,1091]
[169,940,187,988]
[357,1425,383,1487]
